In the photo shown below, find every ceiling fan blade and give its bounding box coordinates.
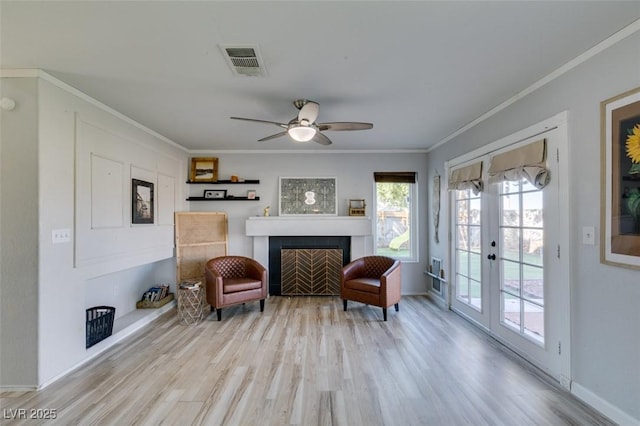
[298,101,319,124]
[230,117,288,128]
[317,122,373,131]
[258,131,288,142]
[312,132,332,145]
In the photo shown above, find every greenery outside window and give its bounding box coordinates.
[374,172,417,261]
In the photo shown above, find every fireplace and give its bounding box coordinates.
[269,236,350,295]
[245,216,373,296]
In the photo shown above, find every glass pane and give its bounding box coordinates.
[456,189,469,200]
[501,193,520,226]
[457,199,468,225]
[375,182,412,259]
[523,301,544,343]
[457,275,469,303]
[501,228,520,261]
[523,264,544,304]
[502,292,521,330]
[456,225,469,250]
[469,226,482,252]
[502,180,520,194]
[523,229,544,265]
[522,191,543,227]
[457,250,469,277]
[469,252,482,281]
[502,259,520,296]
[469,198,481,225]
[470,279,482,310]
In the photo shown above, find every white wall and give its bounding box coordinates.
[0,77,39,387]
[426,31,640,424]
[0,73,188,388]
[186,152,430,295]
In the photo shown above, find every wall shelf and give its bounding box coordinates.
[186,196,260,201]
[186,179,260,185]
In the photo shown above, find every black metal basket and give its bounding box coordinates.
[86,306,115,348]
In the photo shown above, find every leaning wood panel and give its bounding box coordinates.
[175,212,228,286]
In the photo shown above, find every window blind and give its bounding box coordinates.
[488,138,549,188]
[374,172,416,183]
[448,161,483,194]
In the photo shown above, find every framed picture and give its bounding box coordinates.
[204,189,227,199]
[189,157,218,182]
[247,190,257,199]
[279,177,337,215]
[132,179,154,224]
[601,86,640,269]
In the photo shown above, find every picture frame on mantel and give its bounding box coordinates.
[132,179,154,224]
[279,177,337,215]
[600,86,640,269]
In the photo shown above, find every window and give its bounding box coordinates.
[374,172,417,261]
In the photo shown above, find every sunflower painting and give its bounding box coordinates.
[601,87,640,269]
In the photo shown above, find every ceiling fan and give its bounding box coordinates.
[230,99,373,145]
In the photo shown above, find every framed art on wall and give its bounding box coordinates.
[132,179,154,224]
[189,157,218,182]
[601,86,640,269]
[279,177,337,215]
[204,189,227,199]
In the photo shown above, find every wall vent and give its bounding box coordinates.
[220,45,266,77]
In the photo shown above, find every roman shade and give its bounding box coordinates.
[488,139,550,188]
[448,161,483,194]
[374,172,416,183]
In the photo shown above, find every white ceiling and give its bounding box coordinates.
[2,1,640,152]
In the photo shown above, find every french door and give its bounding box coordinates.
[449,119,570,384]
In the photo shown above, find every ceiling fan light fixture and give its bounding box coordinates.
[288,125,316,142]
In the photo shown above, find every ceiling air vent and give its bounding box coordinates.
[220,45,266,77]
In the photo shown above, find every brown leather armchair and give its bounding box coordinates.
[340,256,401,321]
[204,256,268,321]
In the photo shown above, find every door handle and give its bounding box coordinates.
[487,254,496,260]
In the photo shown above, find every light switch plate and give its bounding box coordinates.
[52,228,71,244]
[582,226,595,245]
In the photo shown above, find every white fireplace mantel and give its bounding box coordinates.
[246,216,372,236]
[245,216,373,270]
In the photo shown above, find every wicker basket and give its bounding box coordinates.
[86,306,115,348]
[136,293,174,309]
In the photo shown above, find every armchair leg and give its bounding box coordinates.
[217,308,222,321]
[395,303,399,312]
[383,307,387,321]
[260,299,265,312]
[343,299,348,311]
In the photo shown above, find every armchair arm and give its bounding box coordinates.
[341,259,365,282]
[380,260,402,306]
[244,258,267,281]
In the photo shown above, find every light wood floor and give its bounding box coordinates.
[1,296,613,426]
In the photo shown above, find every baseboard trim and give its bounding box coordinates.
[571,381,639,426]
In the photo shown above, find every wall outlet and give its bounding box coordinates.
[52,228,71,244]
[582,226,595,245]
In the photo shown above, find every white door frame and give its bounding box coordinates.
[444,111,571,387]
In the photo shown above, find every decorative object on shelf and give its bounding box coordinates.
[132,179,154,224]
[601,86,640,269]
[230,175,239,182]
[279,177,337,215]
[349,199,366,216]
[433,172,441,243]
[204,189,227,199]
[136,284,173,309]
[247,190,257,199]
[189,157,218,182]
[263,206,270,216]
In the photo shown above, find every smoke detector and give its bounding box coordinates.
[220,45,267,77]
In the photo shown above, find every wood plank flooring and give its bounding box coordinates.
[1,296,613,425]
